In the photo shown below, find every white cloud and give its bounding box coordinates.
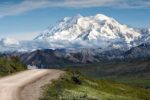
[0,0,149,18]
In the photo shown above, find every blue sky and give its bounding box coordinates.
[0,0,150,40]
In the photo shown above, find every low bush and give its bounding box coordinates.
[0,56,27,76]
[40,70,150,100]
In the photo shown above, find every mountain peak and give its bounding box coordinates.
[1,14,149,52]
[73,14,83,19]
[95,14,111,20]
[35,14,140,45]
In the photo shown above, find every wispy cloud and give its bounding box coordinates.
[0,0,149,18]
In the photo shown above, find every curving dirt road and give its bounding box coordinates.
[0,69,64,100]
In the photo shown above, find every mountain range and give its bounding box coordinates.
[1,14,150,67]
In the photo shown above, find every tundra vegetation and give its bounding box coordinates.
[0,56,27,76]
[40,70,150,100]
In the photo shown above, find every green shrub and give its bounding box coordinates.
[40,70,150,100]
[0,56,27,76]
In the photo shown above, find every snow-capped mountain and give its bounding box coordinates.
[0,14,149,52]
[35,14,142,50]
[35,14,140,42]
[139,28,150,44]
[1,14,150,67]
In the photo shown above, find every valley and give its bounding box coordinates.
[0,13,150,100]
[72,60,150,88]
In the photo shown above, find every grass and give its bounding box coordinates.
[70,61,150,88]
[103,73,150,89]
[40,70,150,100]
[0,56,27,76]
